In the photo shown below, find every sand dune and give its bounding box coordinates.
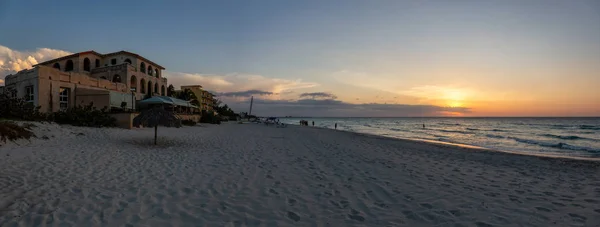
[1,122,599,226]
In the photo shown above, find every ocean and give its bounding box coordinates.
[279,117,600,159]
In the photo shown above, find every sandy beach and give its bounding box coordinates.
[1,122,599,226]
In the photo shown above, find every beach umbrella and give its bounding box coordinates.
[133,106,182,145]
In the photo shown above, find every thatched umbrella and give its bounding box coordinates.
[133,106,182,145]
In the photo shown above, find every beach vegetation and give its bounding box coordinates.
[181,119,197,126]
[50,103,117,127]
[200,110,221,124]
[0,121,35,143]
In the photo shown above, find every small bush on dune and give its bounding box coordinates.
[181,119,197,126]
[200,110,221,124]
[0,121,35,143]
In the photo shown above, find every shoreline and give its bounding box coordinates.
[280,123,600,162]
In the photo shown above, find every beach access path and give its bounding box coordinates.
[1,122,599,226]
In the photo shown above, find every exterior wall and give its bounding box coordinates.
[110,112,139,129]
[75,88,111,110]
[3,68,40,106]
[5,66,130,113]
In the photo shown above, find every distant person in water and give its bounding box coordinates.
[423,124,425,128]
[335,123,337,129]
[312,121,314,126]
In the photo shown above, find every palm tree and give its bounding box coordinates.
[133,106,182,145]
[167,84,176,97]
[176,89,200,106]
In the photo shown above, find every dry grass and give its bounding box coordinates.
[0,121,35,143]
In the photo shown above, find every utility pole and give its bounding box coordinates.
[249,96,254,116]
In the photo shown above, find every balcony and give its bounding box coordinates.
[91,63,130,74]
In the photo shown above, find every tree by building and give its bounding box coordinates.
[167,84,176,97]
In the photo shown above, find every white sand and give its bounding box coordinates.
[1,122,599,226]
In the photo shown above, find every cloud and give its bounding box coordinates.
[299,92,338,99]
[163,71,319,94]
[227,98,471,117]
[219,90,274,97]
[0,45,72,74]
[1,45,73,84]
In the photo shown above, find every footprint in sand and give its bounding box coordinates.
[287,211,300,222]
[348,209,365,222]
[287,198,297,206]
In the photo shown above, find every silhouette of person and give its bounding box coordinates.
[312,121,314,126]
[335,123,337,129]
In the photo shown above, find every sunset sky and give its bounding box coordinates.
[1,0,599,116]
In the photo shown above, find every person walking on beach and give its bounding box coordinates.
[423,124,425,128]
[312,121,314,126]
[335,123,337,129]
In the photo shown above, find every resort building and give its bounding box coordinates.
[179,85,215,112]
[2,51,167,112]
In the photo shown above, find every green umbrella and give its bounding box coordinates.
[133,106,182,145]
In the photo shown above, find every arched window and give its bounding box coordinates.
[140,79,146,93]
[148,66,153,76]
[124,58,132,64]
[83,58,91,72]
[112,74,122,83]
[140,62,146,73]
[154,83,158,94]
[161,85,165,96]
[147,81,153,95]
[53,63,60,70]
[155,69,159,78]
[65,60,74,72]
[130,75,137,92]
[95,59,100,68]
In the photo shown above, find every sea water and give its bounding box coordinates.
[280,117,600,159]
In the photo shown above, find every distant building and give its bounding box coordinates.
[3,51,167,112]
[179,85,215,112]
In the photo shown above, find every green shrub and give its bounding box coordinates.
[51,103,116,127]
[181,119,197,126]
[0,121,35,143]
[200,111,221,124]
[0,88,48,121]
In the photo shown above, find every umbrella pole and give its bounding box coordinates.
[154,125,158,145]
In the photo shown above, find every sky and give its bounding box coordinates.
[1,0,599,117]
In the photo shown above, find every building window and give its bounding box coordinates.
[111,59,117,65]
[95,59,100,68]
[154,83,158,94]
[59,88,70,111]
[147,81,152,95]
[148,66,153,76]
[124,58,132,64]
[25,86,34,103]
[65,60,74,72]
[10,89,17,99]
[140,79,146,93]
[155,69,159,78]
[53,63,61,70]
[130,75,137,92]
[140,62,146,73]
[161,85,165,96]
[83,58,91,72]
[112,74,122,83]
